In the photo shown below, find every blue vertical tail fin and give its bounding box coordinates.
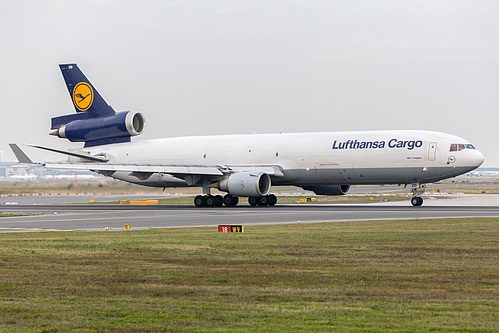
[51,64,115,129]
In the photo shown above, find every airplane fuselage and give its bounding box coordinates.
[81,129,484,188]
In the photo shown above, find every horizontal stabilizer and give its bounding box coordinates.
[51,112,91,130]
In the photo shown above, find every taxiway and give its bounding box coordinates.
[0,194,498,232]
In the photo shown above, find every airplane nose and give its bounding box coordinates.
[473,150,485,167]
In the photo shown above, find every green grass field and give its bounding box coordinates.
[0,213,40,218]
[1,218,498,332]
[0,181,162,195]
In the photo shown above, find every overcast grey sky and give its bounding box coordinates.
[1,0,498,166]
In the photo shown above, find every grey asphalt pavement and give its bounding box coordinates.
[0,194,498,233]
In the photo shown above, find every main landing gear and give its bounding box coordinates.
[410,183,425,207]
[194,194,224,207]
[248,194,277,207]
[194,194,239,207]
[194,194,277,207]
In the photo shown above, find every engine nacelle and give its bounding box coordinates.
[218,172,271,197]
[52,111,145,147]
[302,185,351,195]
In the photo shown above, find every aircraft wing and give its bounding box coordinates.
[43,163,285,177]
[11,143,285,178]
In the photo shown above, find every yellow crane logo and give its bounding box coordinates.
[72,82,94,111]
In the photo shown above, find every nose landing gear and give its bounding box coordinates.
[411,196,423,206]
[410,183,425,206]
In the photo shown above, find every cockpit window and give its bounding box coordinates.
[450,143,475,151]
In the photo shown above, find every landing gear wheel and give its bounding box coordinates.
[214,195,224,207]
[268,194,277,206]
[410,183,425,207]
[258,196,269,206]
[194,195,205,207]
[411,196,423,206]
[248,197,258,206]
[205,195,215,207]
[224,194,239,207]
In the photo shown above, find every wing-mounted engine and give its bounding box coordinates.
[302,185,351,195]
[51,111,145,147]
[218,172,271,197]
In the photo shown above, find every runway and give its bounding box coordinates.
[1,194,498,232]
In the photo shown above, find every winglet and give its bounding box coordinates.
[9,144,34,164]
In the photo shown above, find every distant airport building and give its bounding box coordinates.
[0,162,97,180]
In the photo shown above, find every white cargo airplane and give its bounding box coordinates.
[11,64,484,207]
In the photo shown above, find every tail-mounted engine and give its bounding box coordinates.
[51,111,145,147]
